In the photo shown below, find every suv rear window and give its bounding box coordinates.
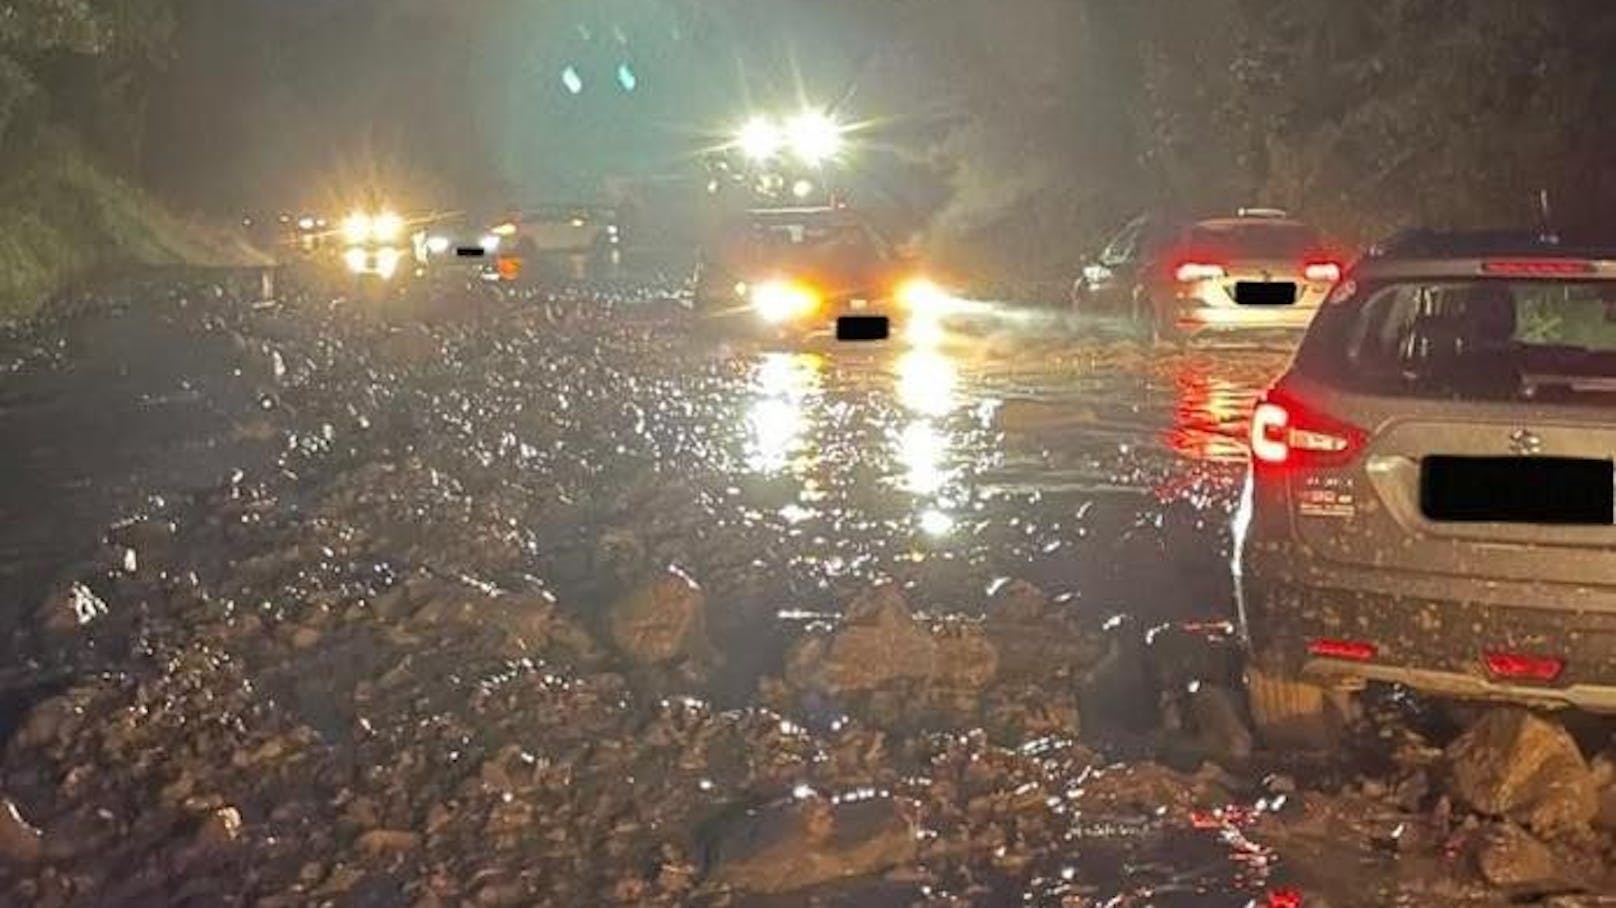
[1185,221,1321,259]
[1296,279,1616,401]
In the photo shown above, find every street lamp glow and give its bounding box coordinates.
[786,111,843,165]
[737,117,784,162]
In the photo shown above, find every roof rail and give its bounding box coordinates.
[1366,228,1616,261]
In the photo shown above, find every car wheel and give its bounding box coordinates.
[1244,663,1356,751]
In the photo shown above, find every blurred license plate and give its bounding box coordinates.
[837,316,889,341]
[850,298,869,309]
[1420,456,1615,525]
[1235,282,1297,306]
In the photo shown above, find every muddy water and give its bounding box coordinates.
[0,285,1346,906]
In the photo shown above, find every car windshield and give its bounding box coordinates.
[740,220,885,269]
[1297,279,1616,400]
[1185,221,1322,259]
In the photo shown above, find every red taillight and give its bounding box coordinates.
[1175,261,1226,283]
[1308,638,1377,661]
[1302,261,1341,283]
[1483,651,1564,683]
[1249,392,1367,468]
[1480,259,1596,277]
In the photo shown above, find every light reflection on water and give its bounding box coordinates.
[894,347,962,537]
[745,352,824,476]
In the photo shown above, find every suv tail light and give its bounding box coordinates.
[1483,651,1564,683]
[1250,391,1367,468]
[1174,262,1226,283]
[1480,259,1595,277]
[1302,261,1342,283]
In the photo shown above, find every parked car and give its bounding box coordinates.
[1234,229,1616,745]
[1072,209,1344,342]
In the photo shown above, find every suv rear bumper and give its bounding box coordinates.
[1174,304,1316,333]
[1237,545,1616,712]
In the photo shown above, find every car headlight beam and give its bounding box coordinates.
[898,277,949,310]
[752,280,819,324]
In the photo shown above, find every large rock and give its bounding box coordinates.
[1475,823,1577,892]
[786,585,996,695]
[36,582,108,632]
[707,796,916,894]
[606,566,711,668]
[1445,709,1597,836]
[981,579,1103,682]
[1185,682,1254,763]
[0,797,43,866]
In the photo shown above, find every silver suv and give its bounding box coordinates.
[1234,230,1616,744]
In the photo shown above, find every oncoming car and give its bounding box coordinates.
[1234,230,1616,745]
[694,206,947,339]
[1073,209,1344,342]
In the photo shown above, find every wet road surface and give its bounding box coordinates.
[0,280,1554,906]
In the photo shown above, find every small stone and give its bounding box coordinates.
[36,582,108,632]
[356,829,421,856]
[0,797,44,865]
[196,806,243,847]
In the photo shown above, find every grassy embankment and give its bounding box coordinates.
[0,135,267,321]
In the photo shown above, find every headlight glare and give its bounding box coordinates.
[753,280,818,323]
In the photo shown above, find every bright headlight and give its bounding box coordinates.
[753,280,818,324]
[372,211,404,242]
[787,111,843,165]
[343,247,368,274]
[480,234,501,253]
[897,277,948,309]
[737,117,784,163]
[342,213,371,244]
[425,235,451,255]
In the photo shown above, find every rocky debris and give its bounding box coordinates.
[1475,823,1580,893]
[706,795,916,895]
[981,682,1083,743]
[0,797,44,866]
[35,582,107,632]
[1445,709,1596,836]
[605,566,712,670]
[785,585,998,698]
